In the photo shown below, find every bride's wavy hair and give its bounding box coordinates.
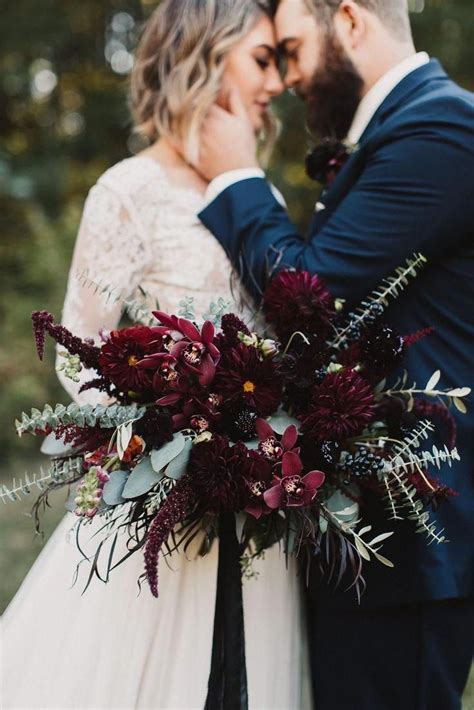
[130,0,278,165]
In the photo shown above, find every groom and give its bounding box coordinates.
[196,0,474,708]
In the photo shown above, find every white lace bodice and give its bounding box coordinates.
[57,155,247,404]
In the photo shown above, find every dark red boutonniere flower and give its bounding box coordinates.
[264,450,325,509]
[99,325,163,394]
[305,138,355,188]
[263,270,335,343]
[301,369,375,442]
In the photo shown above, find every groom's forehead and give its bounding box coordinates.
[275,0,319,48]
[274,0,317,38]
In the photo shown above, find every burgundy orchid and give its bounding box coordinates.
[152,312,220,386]
[263,451,325,509]
[256,419,300,461]
[243,451,273,520]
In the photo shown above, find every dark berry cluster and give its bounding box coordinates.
[344,450,386,479]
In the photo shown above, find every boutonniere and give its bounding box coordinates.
[305,138,359,188]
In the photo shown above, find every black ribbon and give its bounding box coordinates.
[204,512,248,710]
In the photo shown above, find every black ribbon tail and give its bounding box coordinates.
[204,512,248,710]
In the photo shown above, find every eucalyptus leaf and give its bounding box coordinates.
[425,370,441,392]
[354,536,371,561]
[243,439,260,451]
[269,410,301,435]
[165,439,193,480]
[122,456,163,499]
[102,470,129,505]
[447,387,471,398]
[373,550,395,568]
[40,431,76,458]
[150,433,186,473]
[368,531,394,546]
[117,422,133,461]
[453,397,467,414]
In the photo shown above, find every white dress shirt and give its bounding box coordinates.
[203,52,430,208]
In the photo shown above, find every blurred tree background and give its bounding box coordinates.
[0,9,473,701]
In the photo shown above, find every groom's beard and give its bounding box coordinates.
[304,34,364,141]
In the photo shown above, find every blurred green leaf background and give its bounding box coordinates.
[0,2,473,700]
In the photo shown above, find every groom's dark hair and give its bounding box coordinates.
[272,0,412,42]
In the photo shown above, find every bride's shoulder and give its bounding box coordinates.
[93,154,163,198]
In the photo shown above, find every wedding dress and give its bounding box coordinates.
[1,155,312,710]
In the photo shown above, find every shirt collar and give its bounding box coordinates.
[347,51,430,144]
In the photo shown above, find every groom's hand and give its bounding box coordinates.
[197,89,259,181]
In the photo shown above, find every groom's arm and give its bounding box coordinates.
[199,129,472,305]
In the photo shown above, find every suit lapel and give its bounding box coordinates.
[311,59,449,234]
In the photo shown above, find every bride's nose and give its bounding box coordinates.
[265,66,284,97]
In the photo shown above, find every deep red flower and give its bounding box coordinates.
[99,326,162,394]
[301,369,375,442]
[152,312,220,386]
[263,450,325,509]
[256,419,299,461]
[243,451,273,519]
[262,270,335,342]
[213,344,282,417]
[187,435,250,513]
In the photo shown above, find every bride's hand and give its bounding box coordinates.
[196,89,259,181]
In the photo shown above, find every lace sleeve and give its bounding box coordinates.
[56,182,149,405]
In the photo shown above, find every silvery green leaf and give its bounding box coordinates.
[326,490,359,527]
[243,439,260,451]
[425,370,441,391]
[40,431,76,458]
[447,387,471,397]
[122,456,163,499]
[165,439,193,480]
[453,397,467,414]
[319,515,328,534]
[372,550,394,567]
[354,536,371,561]
[269,410,301,435]
[150,433,186,473]
[358,525,372,537]
[368,531,394,546]
[117,422,133,461]
[102,469,129,505]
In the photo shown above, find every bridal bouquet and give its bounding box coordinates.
[4,254,470,599]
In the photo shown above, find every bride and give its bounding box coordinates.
[2,1,312,708]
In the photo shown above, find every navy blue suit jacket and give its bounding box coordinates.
[200,60,474,608]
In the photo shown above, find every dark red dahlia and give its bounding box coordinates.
[187,435,250,513]
[213,343,282,417]
[135,410,174,449]
[99,326,162,394]
[301,369,375,442]
[262,270,335,343]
